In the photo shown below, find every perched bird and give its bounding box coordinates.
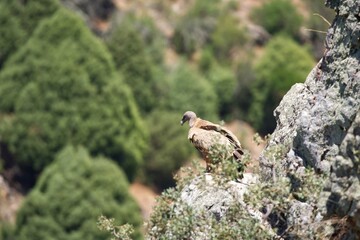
[180,111,244,172]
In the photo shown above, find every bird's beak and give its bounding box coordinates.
[180,120,184,126]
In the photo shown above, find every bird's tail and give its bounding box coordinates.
[233,147,243,161]
[233,148,245,178]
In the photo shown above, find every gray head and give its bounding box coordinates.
[180,111,197,127]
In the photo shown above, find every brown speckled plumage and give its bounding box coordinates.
[180,111,243,172]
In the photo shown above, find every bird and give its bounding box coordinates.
[180,111,244,173]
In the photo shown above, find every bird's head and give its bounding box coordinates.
[180,111,197,127]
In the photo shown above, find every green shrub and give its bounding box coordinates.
[209,14,247,60]
[0,2,25,67]
[251,0,302,39]
[248,35,314,134]
[198,48,216,72]
[0,8,148,181]
[97,215,134,240]
[130,15,167,64]
[0,222,15,240]
[199,49,238,119]
[143,110,194,190]
[165,62,218,121]
[171,0,220,56]
[105,18,167,114]
[0,0,59,66]
[172,16,216,57]
[204,63,237,119]
[186,0,219,18]
[15,146,143,240]
[233,60,256,119]
[172,0,245,58]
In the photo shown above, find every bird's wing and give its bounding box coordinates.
[195,119,242,151]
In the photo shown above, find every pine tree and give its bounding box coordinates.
[0,0,60,66]
[0,8,148,182]
[105,18,167,114]
[15,146,143,240]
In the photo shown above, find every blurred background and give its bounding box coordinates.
[0,0,334,239]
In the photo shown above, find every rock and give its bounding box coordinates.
[151,173,278,239]
[287,201,316,232]
[180,173,260,221]
[259,0,360,237]
[325,111,360,231]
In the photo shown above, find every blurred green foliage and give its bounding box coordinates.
[130,15,167,64]
[105,16,167,114]
[172,0,245,59]
[143,110,194,190]
[248,35,314,134]
[171,0,219,56]
[199,56,237,119]
[172,16,216,57]
[0,0,60,66]
[15,146,142,240]
[165,62,218,121]
[187,0,219,17]
[210,14,247,60]
[0,222,15,240]
[0,8,147,181]
[233,60,256,119]
[252,0,302,39]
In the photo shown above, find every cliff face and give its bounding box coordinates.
[260,0,360,236]
[148,1,360,238]
[261,0,360,176]
[322,5,360,231]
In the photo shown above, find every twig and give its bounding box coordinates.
[304,28,327,34]
[313,13,331,26]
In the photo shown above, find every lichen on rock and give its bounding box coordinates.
[259,0,360,237]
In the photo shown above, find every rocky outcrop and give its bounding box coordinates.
[180,173,259,222]
[324,111,360,236]
[261,1,360,178]
[149,173,278,239]
[260,0,360,237]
